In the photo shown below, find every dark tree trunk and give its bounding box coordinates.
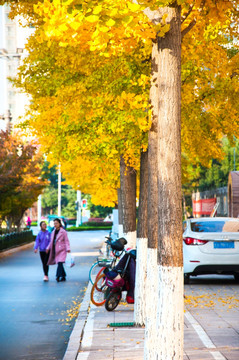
[135,149,148,325]
[147,82,159,249]
[120,156,136,247]
[137,150,148,239]
[144,4,184,359]
[117,187,123,229]
[156,5,183,268]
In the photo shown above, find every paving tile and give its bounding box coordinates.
[78,284,239,360]
[221,349,239,360]
[78,349,113,359]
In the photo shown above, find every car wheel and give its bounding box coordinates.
[234,274,239,282]
[184,274,190,284]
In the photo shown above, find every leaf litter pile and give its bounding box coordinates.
[60,287,87,325]
[184,289,239,311]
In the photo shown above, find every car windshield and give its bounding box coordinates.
[191,220,239,233]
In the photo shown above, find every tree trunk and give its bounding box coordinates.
[120,155,136,248]
[145,4,184,360]
[117,187,124,237]
[134,150,148,325]
[144,36,160,355]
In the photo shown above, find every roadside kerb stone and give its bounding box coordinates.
[0,241,34,257]
[63,281,93,360]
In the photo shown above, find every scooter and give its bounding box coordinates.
[104,249,136,311]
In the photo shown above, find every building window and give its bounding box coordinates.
[7,26,14,35]
[5,12,12,24]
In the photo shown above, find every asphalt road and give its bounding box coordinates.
[0,230,108,360]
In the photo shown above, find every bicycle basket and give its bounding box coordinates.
[98,260,112,267]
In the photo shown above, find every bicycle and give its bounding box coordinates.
[104,249,136,311]
[89,235,125,285]
[90,237,127,306]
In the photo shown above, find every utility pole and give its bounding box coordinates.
[76,190,81,227]
[37,194,42,229]
[58,164,61,217]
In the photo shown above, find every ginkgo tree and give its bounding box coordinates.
[13,30,151,248]
[30,2,239,359]
[3,0,239,358]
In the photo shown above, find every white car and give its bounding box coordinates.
[183,217,239,283]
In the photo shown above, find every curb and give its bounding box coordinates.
[0,242,34,258]
[63,281,92,360]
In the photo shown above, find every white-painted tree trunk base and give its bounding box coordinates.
[123,230,136,249]
[118,224,124,238]
[134,237,147,326]
[144,248,159,359]
[144,259,184,360]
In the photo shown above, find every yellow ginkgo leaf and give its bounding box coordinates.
[106,18,115,27]
[86,15,99,23]
[93,5,102,15]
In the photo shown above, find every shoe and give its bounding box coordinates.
[43,276,49,282]
[126,295,134,304]
[60,277,66,282]
[56,277,60,282]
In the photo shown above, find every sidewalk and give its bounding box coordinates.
[64,281,239,360]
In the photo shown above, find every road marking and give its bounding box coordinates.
[71,251,100,257]
[211,352,227,360]
[185,311,226,360]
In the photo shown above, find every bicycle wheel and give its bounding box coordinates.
[95,267,106,290]
[90,274,108,306]
[105,290,121,311]
[89,262,105,285]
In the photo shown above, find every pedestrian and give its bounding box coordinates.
[34,221,51,281]
[46,218,71,282]
[26,216,31,229]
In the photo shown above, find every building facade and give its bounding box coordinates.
[0,4,33,130]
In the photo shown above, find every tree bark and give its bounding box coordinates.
[145,4,184,360]
[134,150,148,325]
[144,18,160,356]
[117,188,124,237]
[120,155,136,248]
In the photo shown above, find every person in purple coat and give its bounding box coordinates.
[34,221,51,281]
[46,218,71,282]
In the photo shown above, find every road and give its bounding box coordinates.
[0,230,108,360]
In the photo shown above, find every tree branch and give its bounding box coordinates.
[181,0,206,38]
[181,4,194,24]
[230,71,238,79]
[181,19,196,39]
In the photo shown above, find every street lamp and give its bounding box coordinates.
[58,163,61,217]
[76,190,82,227]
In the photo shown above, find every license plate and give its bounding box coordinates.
[214,241,234,249]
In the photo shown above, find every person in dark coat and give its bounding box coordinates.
[34,221,51,281]
[46,218,71,282]
[105,250,136,303]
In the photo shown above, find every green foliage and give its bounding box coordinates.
[84,194,113,218]
[0,230,33,252]
[67,224,112,231]
[61,187,77,218]
[198,137,239,191]
[186,137,239,192]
